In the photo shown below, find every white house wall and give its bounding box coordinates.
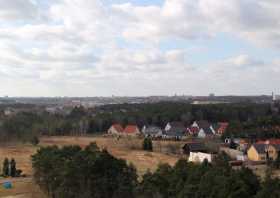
[189,152,213,163]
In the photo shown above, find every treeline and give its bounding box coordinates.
[223,116,280,139]
[32,143,280,198]
[0,107,90,142]
[1,102,280,142]
[88,102,278,132]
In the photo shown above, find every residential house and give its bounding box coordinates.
[123,125,140,136]
[182,142,207,155]
[186,126,199,136]
[192,120,215,138]
[164,122,187,140]
[215,122,229,135]
[108,124,124,135]
[4,108,17,116]
[247,144,268,161]
[189,152,214,163]
[267,144,280,160]
[142,125,162,138]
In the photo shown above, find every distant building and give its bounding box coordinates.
[189,152,214,163]
[164,122,187,139]
[142,125,162,138]
[247,144,268,161]
[182,142,207,155]
[123,125,140,136]
[214,122,229,135]
[4,108,17,116]
[267,144,280,161]
[186,126,199,136]
[108,124,124,135]
[192,121,215,138]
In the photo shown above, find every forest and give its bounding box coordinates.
[1,102,280,142]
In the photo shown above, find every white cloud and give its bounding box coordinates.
[115,0,280,47]
[0,0,279,96]
[0,0,39,21]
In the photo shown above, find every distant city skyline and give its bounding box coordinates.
[0,0,280,96]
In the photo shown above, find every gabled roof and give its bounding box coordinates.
[142,125,162,135]
[270,144,280,151]
[124,125,139,134]
[196,120,211,129]
[252,144,267,154]
[201,127,214,135]
[183,142,207,152]
[168,121,185,128]
[111,124,124,133]
[165,127,186,137]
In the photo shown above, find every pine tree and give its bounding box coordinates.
[10,158,16,177]
[143,138,148,151]
[2,158,9,177]
[143,137,153,151]
[147,138,153,151]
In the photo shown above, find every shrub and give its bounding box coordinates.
[31,136,39,146]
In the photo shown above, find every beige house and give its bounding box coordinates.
[267,144,280,160]
[247,144,267,161]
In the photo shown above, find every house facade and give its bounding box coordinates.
[215,122,229,135]
[267,144,280,160]
[189,152,213,163]
[247,144,268,161]
[164,122,187,139]
[192,121,215,138]
[142,125,162,138]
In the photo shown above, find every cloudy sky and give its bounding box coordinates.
[0,0,279,96]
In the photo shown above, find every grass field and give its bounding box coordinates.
[0,136,181,197]
[2,136,278,197]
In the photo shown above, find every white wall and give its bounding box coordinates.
[189,152,213,163]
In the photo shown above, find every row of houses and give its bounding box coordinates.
[247,142,280,162]
[108,121,229,139]
[183,139,280,164]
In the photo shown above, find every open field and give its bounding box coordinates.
[0,136,181,197]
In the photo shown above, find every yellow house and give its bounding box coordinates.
[267,144,280,160]
[247,144,267,161]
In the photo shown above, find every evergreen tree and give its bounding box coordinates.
[10,158,16,177]
[143,137,153,152]
[2,158,9,177]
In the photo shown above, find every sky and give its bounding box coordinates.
[0,0,279,97]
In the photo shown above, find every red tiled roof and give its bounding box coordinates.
[112,124,124,133]
[257,139,280,145]
[124,125,139,134]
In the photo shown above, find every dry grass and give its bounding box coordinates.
[0,136,180,197]
[0,178,46,198]
[40,136,179,175]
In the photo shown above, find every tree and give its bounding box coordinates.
[10,158,16,177]
[229,139,237,149]
[31,136,40,146]
[2,158,9,177]
[256,177,280,198]
[143,137,153,152]
[32,143,137,198]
